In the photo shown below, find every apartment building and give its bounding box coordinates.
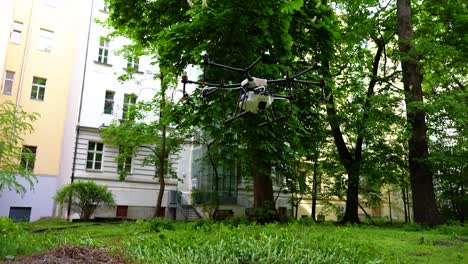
[0,0,88,221]
[56,0,184,220]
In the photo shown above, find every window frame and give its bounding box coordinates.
[20,146,37,171]
[122,93,137,120]
[38,28,54,52]
[126,56,140,72]
[10,21,23,44]
[86,141,104,171]
[30,77,46,101]
[117,148,133,174]
[104,90,115,115]
[2,70,14,95]
[97,38,110,64]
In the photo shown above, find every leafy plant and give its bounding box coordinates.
[54,181,115,220]
[0,101,39,193]
[146,218,175,232]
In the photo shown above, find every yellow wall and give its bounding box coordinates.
[0,0,87,176]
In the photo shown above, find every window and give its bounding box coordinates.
[38,29,54,52]
[10,21,23,44]
[122,93,137,120]
[9,207,32,222]
[97,38,110,64]
[86,142,103,170]
[20,146,37,171]
[104,90,114,114]
[31,77,46,100]
[126,56,139,72]
[2,71,14,95]
[117,148,132,174]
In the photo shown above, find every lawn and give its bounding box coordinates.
[1,217,466,263]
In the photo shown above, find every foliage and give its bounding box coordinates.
[54,181,115,220]
[0,101,39,193]
[145,218,175,232]
[250,207,279,224]
[0,217,30,260]
[2,219,467,262]
[221,216,250,227]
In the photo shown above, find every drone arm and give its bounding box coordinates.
[243,56,262,72]
[182,77,242,89]
[267,78,325,87]
[290,64,319,79]
[292,79,324,87]
[205,61,244,74]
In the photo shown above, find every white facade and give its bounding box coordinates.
[57,0,181,220]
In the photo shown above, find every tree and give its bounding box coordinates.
[105,0,315,218]
[101,78,186,217]
[396,0,444,225]
[54,181,115,220]
[0,101,38,194]
[417,0,467,224]
[315,0,403,223]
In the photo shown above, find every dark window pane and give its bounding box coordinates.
[95,162,101,170]
[86,161,93,169]
[96,143,103,151]
[38,88,45,100]
[31,86,37,99]
[95,153,102,162]
[105,91,114,99]
[87,152,94,161]
[88,142,95,150]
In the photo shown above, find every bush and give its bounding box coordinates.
[250,208,278,224]
[0,217,31,260]
[54,181,115,220]
[297,216,316,226]
[191,219,214,231]
[222,216,250,227]
[146,218,175,232]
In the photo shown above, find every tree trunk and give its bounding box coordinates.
[154,125,166,217]
[154,73,167,218]
[342,165,360,223]
[396,0,444,226]
[253,160,275,210]
[311,149,319,221]
[402,184,408,222]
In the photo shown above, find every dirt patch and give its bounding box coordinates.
[7,246,127,264]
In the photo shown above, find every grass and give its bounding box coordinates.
[2,217,466,263]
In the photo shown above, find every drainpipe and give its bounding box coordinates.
[15,0,34,109]
[67,0,94,220]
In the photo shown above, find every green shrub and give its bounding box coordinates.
[191,219,214,231]
[250,208,278,224]
[146,218,175,232]
[54,181,115,220]
[402,223,427,232]
[436,224,468,237]
[0,217,33,260]
[222,216,250,227]
[297,216,317,226]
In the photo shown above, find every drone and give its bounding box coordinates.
[181,54,325,126]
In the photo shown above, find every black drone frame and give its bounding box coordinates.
[181,54,325,125]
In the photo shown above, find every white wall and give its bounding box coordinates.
[0,175,56,221]
[79,0,160,128]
